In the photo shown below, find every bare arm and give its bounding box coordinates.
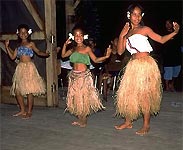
[88,45,111,63]
[61,38,73,58]
[5,40,17,60]
[146,22,180,44]
[118,36,127,55]
[31,42,50,57]
[117,22,131,55]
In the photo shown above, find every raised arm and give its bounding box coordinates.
[5,39,17,60]
[146,22,180,44]
[89,45,111,63]
[61,38,73,58]
[117,22,131,55]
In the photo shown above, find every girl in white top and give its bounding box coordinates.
[115,3,180,136]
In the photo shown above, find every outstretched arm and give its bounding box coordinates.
[146,22,180,44]
[89,45,111,63]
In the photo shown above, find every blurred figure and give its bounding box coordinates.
[99,37,130,101]
[88,38,103,89]
[56,46,73,88]
[162,19,182,92]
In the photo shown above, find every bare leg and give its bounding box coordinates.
[27,94,34,114]
[165,80,170,91]
[13,94,26,117]
[169,77,176,92]
[22,94,33,119]
[114,118,133,130]
[136,112,150,136]
[79,116,87,127]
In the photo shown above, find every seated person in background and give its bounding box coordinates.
[56,46,73,87]
[88,38,103,88]
[99,37,130,101]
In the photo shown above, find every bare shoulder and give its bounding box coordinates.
[143,26,154,33]
[86,46,92,52]
[140,26,154,36]
[30,41,36,47]
[142,26,149,29]
[142,26,152,31]
[29,41,39,51]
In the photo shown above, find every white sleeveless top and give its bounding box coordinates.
[126,34,153,55]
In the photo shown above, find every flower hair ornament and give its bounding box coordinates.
[68,32,89,40]
[16,28,32,35]
[127,11,144,19]
[127,11,130,19]
[84,34,88,40]
[68,33,74,40]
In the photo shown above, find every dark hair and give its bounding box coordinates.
[17,24,30,32]
[127,3,144,26]
[166,19,173,24]
[127,3,144,14]
[17,24,31,44]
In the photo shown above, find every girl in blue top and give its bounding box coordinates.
[5,24,50,119]
[61,25,111,127]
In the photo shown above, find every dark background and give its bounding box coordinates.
[56,0,182,50]
[56,0,182,91]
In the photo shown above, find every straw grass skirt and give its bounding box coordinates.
[11,61,46,96]
[66,69,105,117]
[115,56,162,120]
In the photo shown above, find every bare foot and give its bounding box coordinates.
[114,123,133,130]
[72,121,86,128]
[12,112,26,117]
[79,123,86,128]
[72,121,80,126]
[136,127,150,136]
[22,113,32,120]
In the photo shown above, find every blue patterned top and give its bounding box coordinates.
[17,46,34,58]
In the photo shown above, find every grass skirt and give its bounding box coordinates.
[115,56,162,120]
[66,69,105,117]
[11,61,46,96]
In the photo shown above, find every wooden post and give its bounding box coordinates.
[44,0,58,107]
[65,0,80,35]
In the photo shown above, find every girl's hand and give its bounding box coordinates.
[173,22,180,34]
[64,38,72,46]
[120,22,130,37]
[46,51,50,57]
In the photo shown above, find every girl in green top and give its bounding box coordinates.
[61,26,111,127]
